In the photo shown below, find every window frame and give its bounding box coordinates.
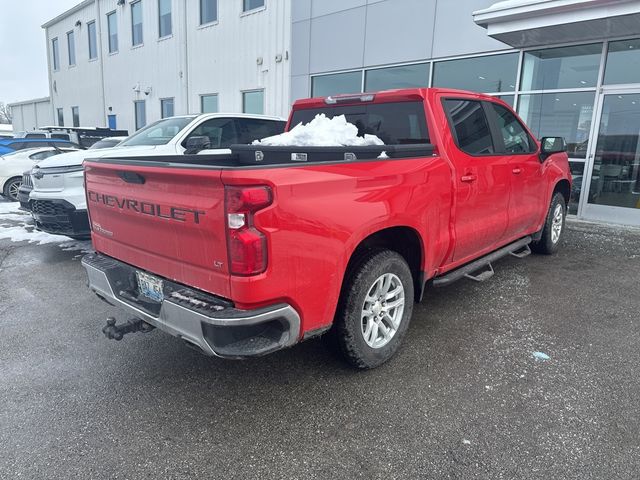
[158,0,172,38]
[66,30,76,66]
[51,37,60,71]
[199,0,218,26]
[57,108,64,127]
[107,11,118,53]
[71,106,80,128]
[485,101,538,155]
[242,0,265,14]
[242,89,265,115]
[131,0,144,47]
[86,20,98,60]
[134,100,147,130]
[200,93,219,113]
[160,97,175,118]
[441,97,497,158]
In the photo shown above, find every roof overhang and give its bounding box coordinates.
[473,0,640,48]
[41,0,95,29]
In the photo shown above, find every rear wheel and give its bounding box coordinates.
[332,249,414,369]
[2,177,21,201]
[531,192,566,255]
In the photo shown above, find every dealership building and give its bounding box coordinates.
[9,0,640,226]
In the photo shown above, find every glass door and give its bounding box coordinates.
[581,90,640,225]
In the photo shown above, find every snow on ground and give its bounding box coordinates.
[253,114,384,147]
[0,200,92,254]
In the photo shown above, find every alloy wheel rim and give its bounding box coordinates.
[8,182,20,201]
[361,273,405,349]
[551,203,563,243]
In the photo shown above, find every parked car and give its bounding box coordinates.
[81,88,571,368]
[0,138,80,155]
[30,114,285,239]
[17,138,126,211]
[0,147,79,201]
[35,127,129,148]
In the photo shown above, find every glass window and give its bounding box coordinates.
[568,161,585,215]
[587,93,640,210]
[30,150,58,161]
[243,0,264,12]
[201,94,218,113]
[131,1,143,46]
[159,0,172,37]
[493,95,515,108]
[364,63,429,92]
[312,71,362,97]
[184,118,238,149]
[517,92,595,159]
[67,31,76,66]
[120,116,195,146]
[433,53,518,93]
[134,100,146,130]
[243,90,264,115]
[107,12,118,53]
[442,99,494,155]
[72,106,80,127]
[161,98,174,118]
[489,103,536,154]
[25,133,47,139]
[200,0,217,24]
[57,108,64,126]
[236,119,286,144]
[88,21,98,59]
[290,101,429,145]
[52,38,60,71]
[604,38,640,85]
[520,44,602,90]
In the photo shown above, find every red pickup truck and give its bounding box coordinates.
[81,88,571,369]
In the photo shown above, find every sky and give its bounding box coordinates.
[0,0,79,105]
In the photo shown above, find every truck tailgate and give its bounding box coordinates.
[84,161,231,298]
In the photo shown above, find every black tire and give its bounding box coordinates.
[332,249,414,369]
[531,192,566,255]
[2,177,22,202]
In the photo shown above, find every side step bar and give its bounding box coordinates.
[432,236,532,288]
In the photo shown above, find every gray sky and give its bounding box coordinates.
[0,0,79,104]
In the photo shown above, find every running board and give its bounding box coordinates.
[432,236,532,288]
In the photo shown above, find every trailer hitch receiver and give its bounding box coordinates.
[102,317,155,341]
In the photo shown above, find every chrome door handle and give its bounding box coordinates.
[512,167,522,174]
[461,174,477,183]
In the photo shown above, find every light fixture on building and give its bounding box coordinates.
[75,20,82,27]
[117,0,126,5]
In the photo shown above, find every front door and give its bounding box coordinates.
[582,91,640,226]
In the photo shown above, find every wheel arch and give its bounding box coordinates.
[553,178,571,206]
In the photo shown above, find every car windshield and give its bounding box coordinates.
[119,117,196,146]
[89,138,122,150]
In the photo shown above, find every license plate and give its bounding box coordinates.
[136,271,164,303]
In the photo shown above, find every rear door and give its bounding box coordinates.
[486,101,544,236]
[441,98,512,263]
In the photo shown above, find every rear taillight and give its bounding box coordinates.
[225,185,273,275]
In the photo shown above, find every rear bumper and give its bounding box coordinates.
[81,253,301,358]
[31,199,90,238]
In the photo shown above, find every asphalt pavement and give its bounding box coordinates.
[1,205,639,479]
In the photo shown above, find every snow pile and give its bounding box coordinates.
[253,114,384,147]
[0,200,92,253]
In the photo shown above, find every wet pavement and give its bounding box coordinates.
[1,202,639,479]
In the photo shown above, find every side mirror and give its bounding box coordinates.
[184,136,211,154]
[540,136,566,160]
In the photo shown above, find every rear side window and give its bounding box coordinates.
[290,101,429,145]
[236,119,286,144]
[25,133,47,139]
[51,133,70,140]
[489,103,537,154]
[442,99,494,155]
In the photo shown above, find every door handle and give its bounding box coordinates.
[512,167,523,175]
[461,174,477,183]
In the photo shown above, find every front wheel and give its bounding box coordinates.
[531,192,566,255]
[2,177,21,201]
[332,249,414,369]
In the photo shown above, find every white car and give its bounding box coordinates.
[29,113,286,239]
[0,147,79,201]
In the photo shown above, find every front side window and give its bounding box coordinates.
[131,1,143,46]
[161,98,174,118]
[72,106,80,127]
[200,0,217,25]
[134,100,146,130]
[158,0,172,37]
[67,31,76,66]
[120,116,195,146]
[57,108,64,126]
[236,119,285,144]
[107,12,118,53]
[442,99,494,155]
[30,150,57,161]
[88,21,98,59]
[242,90,264,115]
[489,103,535,154]
[52,38,60,71]
[243,0,264,12]
[201,94,218,113]
[184,118,238,149]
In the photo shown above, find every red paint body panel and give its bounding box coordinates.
[84,88,571,339]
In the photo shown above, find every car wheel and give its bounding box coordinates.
[2,177,22,202]
[332,249,414,369]
[531,192,566,255]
